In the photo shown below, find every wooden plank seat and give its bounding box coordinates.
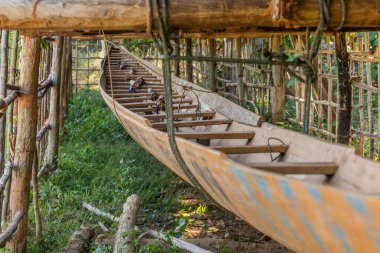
[121,99,193,108]
[110,92,178,98]
[211,145,289,154]
[143,111,216,120]
[176,131,255,140]
[152,119,233,129]
[129,104,199,113]
[248,162,338,175]
[116,95,185,102]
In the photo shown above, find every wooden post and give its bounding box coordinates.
[43,36,63,174]
[2,31,19,223]
[185,38,193,83]
[335,32,352,145]
[234,38,246,107]
[207,39,217,92]
[173,38,180,77]
[59,37,68,132]
[7,35,41,252]
[271,35,285,123]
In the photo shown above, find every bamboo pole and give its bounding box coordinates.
[7,34,41,252]
[42,36,63,175]
[2,31,19,223]
[0,1,378,32]
[234,38,246,107]
[0,30,9,227]
[173,38,180,77]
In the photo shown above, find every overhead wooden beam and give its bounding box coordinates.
[0,1,378,32]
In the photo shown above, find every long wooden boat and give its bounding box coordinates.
[100,46,380,253]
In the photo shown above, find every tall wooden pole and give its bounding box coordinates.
[59,37,68,132]
[207,38,217,92]
[271,35,285,123]
[0,30,9,182]
[2,31,19,223]
[185,38,193,83]
[7,34,41,253]
[335,32,352,144]
[234,38,246,107]
[173,38,180,77]
[43,36,63,174]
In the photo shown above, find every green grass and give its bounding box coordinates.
[27,90,187,252]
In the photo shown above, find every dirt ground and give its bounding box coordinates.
[145,183,293,253]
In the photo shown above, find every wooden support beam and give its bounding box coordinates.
[176,131,255,140]
[173,38,180,77]
[211,145,289,154]
[116,95,184,103]
[42,36,63,174]
[7,35,41,252]
[1,1,379,33]
[335,32,352,145]
[249,162,338,175]
[207,39,217,92]
[185,38,193,83]
[143,111,216,120]
[152,119,232,129]
[271,35,285,123]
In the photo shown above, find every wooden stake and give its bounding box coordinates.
[42,36,63,174]
[335,32,352,145]
[59,37,68,132]
[234,38,246,107]
[7,35,41,252]
[173,38,180,77]
[271,35,285,123]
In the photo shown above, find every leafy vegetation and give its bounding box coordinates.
[27,90,188,252]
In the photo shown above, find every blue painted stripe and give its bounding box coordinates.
[329,222,353,253]
[346,194,367,215]
[253,175,300,242]
[230,167,285,242]
[278,179,326,252]
[307,185,322,203]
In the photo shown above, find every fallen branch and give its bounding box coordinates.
[143,229,213,253]
[83,202,212,253]
[82,202,119,222]
[0,211,24,247]
[0,162,12,194]
[114,194,141,253]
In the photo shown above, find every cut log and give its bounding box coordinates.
[249,162,338,175]
[114,194,141,253]
[176,131,255,140]
[211,145,289,154]
[62,225,96,253]
[152,119,233,129]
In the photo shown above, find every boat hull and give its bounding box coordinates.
[100,48,380,253]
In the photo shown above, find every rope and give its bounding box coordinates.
[267,137,286,162]
[147,0,221,207]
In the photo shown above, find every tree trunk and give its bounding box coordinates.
[207,39,217,92]
[7,34,41,253]
[335,32,352,145]
[271,35,285,123]
[43,36,63,174]
[185,38,193,83]
[2,30,19,224]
